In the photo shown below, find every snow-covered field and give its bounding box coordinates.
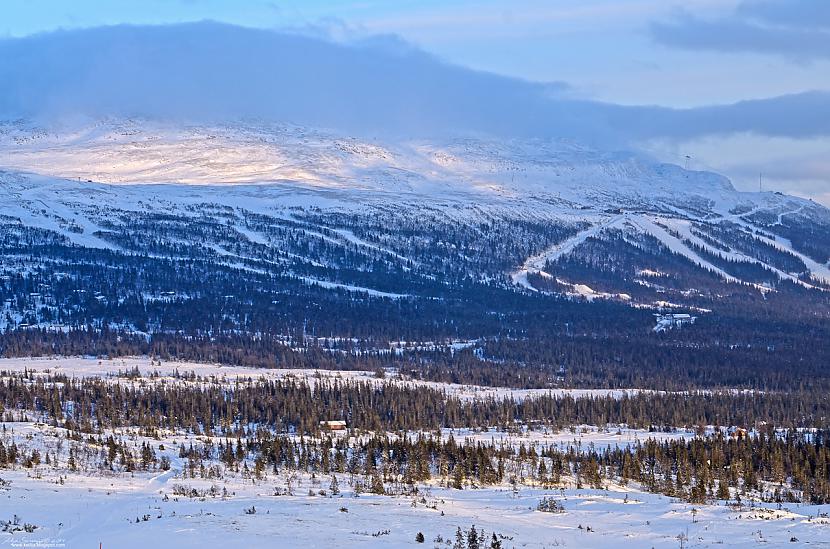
[0,356,636,402]
[439,426,699,454]
[2,426,828,549]
[1,356,828,547]
[4,474,828,548]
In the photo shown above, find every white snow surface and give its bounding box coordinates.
[0,117,814,217]
[5,457,828,549]
[5,453,829,549]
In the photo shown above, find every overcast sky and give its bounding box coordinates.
[1,0,828,204]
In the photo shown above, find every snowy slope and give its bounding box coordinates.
[0,118,747,208]
[1,118,829,297]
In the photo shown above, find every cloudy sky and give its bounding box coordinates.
[1,0,828,204]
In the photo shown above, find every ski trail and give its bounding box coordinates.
[511,214,624,289]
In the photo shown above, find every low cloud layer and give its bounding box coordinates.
[737,0,830,31]
[1,21,829,147]
[651,0,830,61]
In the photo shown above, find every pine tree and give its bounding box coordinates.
[454,527,465,549]
[467,525,480,549]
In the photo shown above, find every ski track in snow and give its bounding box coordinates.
[297,276,409,299]
[511,214,623,289]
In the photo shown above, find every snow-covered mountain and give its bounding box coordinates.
[0,118,752,205]
[1,118,829,337]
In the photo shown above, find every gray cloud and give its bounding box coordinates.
[651,1,830,60]
[604,92,830,141]
[0,22,580,140]
[0,22,829,145]
[737,0,830,30]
